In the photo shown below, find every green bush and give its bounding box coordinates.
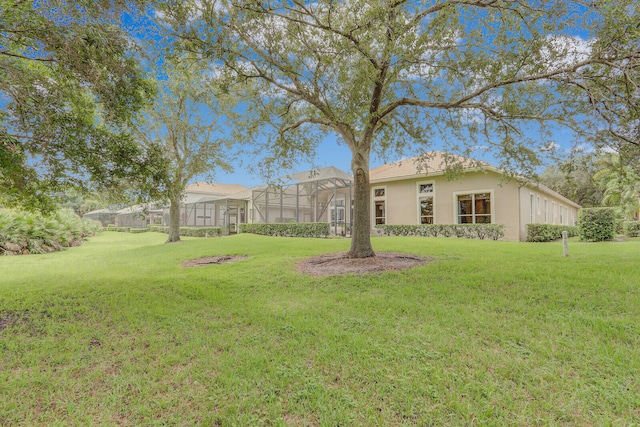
[375,224,505,240]
[0,209,99,255]
[578,208,616,242]
[623,220,640,237]
[526,224,579,242]
[180,227,222,237]
[240,223,331,238]
[147,225,221,237]
[129,228,149,234]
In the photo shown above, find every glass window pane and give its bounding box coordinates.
[421,217,434,224]
[458,195,472,215]
[420,197,433,215]
[475,193,491,215]
[419,184,433,194]
[476,215,491,224]
[458,215,473,224]
[374,188,385,197]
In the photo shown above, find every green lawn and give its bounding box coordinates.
[1,232,638,426]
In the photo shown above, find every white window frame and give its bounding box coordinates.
[544,199,548,224]
[416,181,436,224]
[452,189,495,224]
[537,196,541,215]
[559,204,564,225]
[372,186,387,226]
[530,193,535,224]
[552,202,557,224]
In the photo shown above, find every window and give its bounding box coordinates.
[375,201,385,225]
[552,202,557,224]
[544,199,548,223]
[457,192,491,224]
[530,193,535,223]
[559,205,564,225]
[417,182,435,224]
[373,187,386,225]
[537,196,541,214]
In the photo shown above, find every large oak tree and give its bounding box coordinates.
[164,0,640,257]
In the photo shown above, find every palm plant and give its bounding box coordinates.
[594,155,640,220]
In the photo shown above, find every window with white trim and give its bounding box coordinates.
[544,199,548,223]
[457,192,492,224]
[373,187,386,225]
[530,193,535,223]
[417,182,434,224]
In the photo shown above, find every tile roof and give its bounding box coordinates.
[369,151,490,182]
[185,182,249,196]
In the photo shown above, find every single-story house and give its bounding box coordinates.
[368,151,581,241]
[109,152,581,240]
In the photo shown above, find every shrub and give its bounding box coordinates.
[375,224,505,240]
[129,228,149,234]
[623,220,640,237]
[147,225,221,237]
[0,209,99,255]
[526,224,579,242]
[240,223,330,238]
[578,208,616,242]
[180,227,222,237]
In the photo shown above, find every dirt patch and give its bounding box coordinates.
[181,255,248,267]
[0,310,31,331]
[298,252,433,276]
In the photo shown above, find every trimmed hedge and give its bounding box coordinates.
[240,222,330,238]
[107,225,131,233]
[147,225,222,237]
[578,208,616,242]
[129,228,149,234]
[375,224,505,240]
[623,220,640,237]
[181,227,222,237]
[526,224,579,242]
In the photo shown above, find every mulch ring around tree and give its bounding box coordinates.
[181,255,248,267]
[298,252,434,276]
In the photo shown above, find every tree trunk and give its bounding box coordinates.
[166,194,181,243]
[349,147,375,258]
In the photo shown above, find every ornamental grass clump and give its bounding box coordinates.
[0,209,100,255]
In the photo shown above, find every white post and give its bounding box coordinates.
[562,231,569,257]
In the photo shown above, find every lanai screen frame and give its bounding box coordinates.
[251,171,353,236]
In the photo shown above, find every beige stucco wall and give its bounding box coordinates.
[370,171,581,241]
[517,186,580,241]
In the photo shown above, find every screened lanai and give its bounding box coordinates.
[165,188,251,235]
[250,166,353,236]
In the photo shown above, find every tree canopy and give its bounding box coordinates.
[163,0,640,257]
[1,0,165,212]
[133,61,235,242]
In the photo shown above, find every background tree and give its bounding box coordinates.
[594,154,640,220]
[164,0,640,257]
[539,156,603,208]
[1,0,165,212]
[134,62,234,243]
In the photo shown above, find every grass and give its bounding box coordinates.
[0,232,639,426]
